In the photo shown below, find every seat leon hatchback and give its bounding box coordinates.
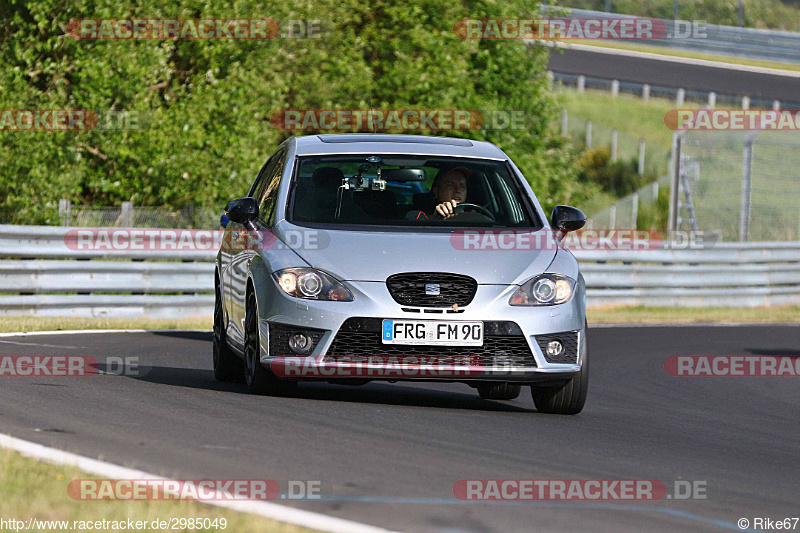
[214,134,588,414]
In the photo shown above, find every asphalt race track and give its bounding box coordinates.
[548,47,800,103]
[1,326,798,532]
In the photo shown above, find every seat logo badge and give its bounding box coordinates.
[425,283,440,296]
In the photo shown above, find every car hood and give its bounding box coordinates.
[275,222,558,285]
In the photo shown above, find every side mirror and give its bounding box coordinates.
[226,197,259,230]
[551,205,586,241]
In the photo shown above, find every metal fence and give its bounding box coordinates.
[1,225,798,316]
[672,131,800,242]
[549,7,800,64]
[553,73,798,110]
[58,200,222,229]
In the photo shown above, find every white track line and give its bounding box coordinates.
[549,41,800,78]
[0,329,211,338]
[0,433,397,533]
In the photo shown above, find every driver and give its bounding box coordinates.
[408,166,470,220]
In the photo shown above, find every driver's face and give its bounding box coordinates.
[434,171,467,203]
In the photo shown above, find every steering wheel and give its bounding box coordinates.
[451,203,496,221]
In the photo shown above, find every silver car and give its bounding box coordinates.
[214,134,589,414]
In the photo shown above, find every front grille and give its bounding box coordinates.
[386,272,477,308]
[536,331,580,364]
[269,323,326,357]
[325,318,536,368]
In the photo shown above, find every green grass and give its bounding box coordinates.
[0,316,211,333]
[1,307,798,336]
[558,88,690,150]
[567,40,800,72]
[0,447,318,533]
[588,305,800,324]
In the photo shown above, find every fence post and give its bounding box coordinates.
[676,88,685,106]
[631,192,639,229]
[561,110,568,137]
[609,204,616,230]
[642,84,650,102]
[739,134,754,242]
[773,100,781,111]
[585,120,592,148]
[611,129,618,162]
[708,91,716,108]
[121,201,134,228]
[741,96,750,110]
[611,79,619,97]
[638,138,646,175]
[577,75,585,93]
[668,132,681,233]
[58,199,71,227]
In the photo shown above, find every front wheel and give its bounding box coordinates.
[530,327,589,415]
[244,289,296,396]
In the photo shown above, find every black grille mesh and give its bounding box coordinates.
[536,331,580,364]
[386,272,477,308]
[325,318,536,368]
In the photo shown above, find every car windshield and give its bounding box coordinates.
[288,154,539,228]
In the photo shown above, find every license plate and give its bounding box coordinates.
[381,320,483,346]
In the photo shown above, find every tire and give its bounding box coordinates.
[213,277,243,382]
[243,288,296,396]
[476,383,522,400]
[530,324,589,415]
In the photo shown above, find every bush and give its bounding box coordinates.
[577,146,657,197]
[0,0,585,225]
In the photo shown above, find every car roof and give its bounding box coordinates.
[289,134,507,160]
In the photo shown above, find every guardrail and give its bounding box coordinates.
[1,225,798,316]
[578,242,800,306]
[0,225,215,318]
[551,7,800,64]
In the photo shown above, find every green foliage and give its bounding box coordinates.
[636,186,670,230]
[0,0,585,225]
[577,146,656,197]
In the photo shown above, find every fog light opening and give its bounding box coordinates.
[288,333,313,354]
[546,340,564,357]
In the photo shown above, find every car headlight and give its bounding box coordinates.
[509,274,575,306]
[273,268,354,301]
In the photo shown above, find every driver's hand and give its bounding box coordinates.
[435,200,460,219]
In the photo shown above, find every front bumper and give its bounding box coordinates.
[257,279,586,383]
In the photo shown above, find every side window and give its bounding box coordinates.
[249,152,279,201]
[258,149,286,225]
